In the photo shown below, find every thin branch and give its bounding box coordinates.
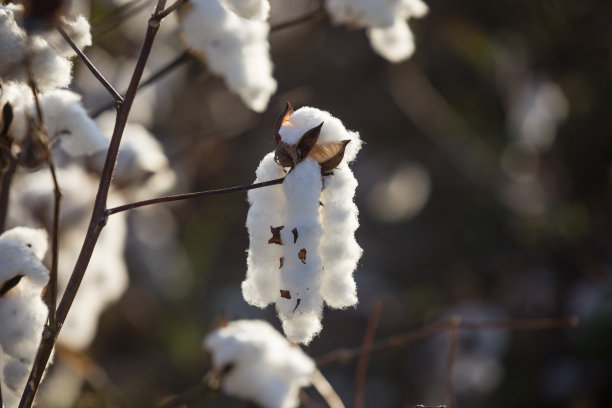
[0,157,16,233]
[443,317,460,408]
[56,25,124,105]
[155,0,187,20]
[311,370,345,408]
[315,316,578,367]
[105,177,285,216]
[353,299,383,408]
[18,2,169,406]
[90,51,191,118]
[91,5,328,117]
[46,156,62,329]
[157,377,217,408]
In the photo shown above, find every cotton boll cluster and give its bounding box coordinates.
[9,88,108,158]
[204,319,315,408]
[326,0,428,62]
[0,227,49,408]
[0,4,94,91]
[178,0,277,112]
[243,105,362,344]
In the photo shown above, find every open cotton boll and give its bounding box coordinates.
[320,163,362,308]
[0,227,50,408]
[367,18,415,63]
[204,320,315,408]
[275,158,325,344]
[179,0,277,112]
[0,5,72,91]
[10,89,108,157]
[278,106,362,163]
[223,0,270,21]
[243,152,286,307]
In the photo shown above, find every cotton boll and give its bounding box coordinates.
[275,158,325,344]
[0,227,50,408]
[222,0,270,21]
[204,320,315,408]
[10,89,108,157]
[243,152,287,307]
[367,19,415,63]
[45,15,92,58]
[278,106,362,163]
[320,163,362,308]
[0,6,28,74]
[179,0,277,112]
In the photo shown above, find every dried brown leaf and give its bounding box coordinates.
[310,139,351,172]
[292,228,298,243]
[0,274,23,296]
[293,298,301,313]
[274,102,294,144]
[268,226,284,245]
[280,290,291,299]
[298,248,307,264]
[296,123,323,161]
[279,257,284,269]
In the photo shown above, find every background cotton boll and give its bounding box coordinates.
[204,320,315,408]
[0,5,27,73]
[0,227,49,408]
[244,154,286,307]
[367,19,416,63]
[45,14,92,58]
[0,226,49,262]
[222,0,271,21]
[179,0,277,112]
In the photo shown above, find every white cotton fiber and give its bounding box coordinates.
[0,227,50,408]
[0,5,72,91]
[223,0,270,21]
[204,320,315,408]
[10,89,108,157]
[243,152,287,307]
[46,15,93,58]
[325,0,428,63]
[367,18,416,63]
[276,157,324,344]
[179,0,277,112]
[244,105,362,344]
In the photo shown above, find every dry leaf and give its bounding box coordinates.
[274,102,294,144]
[298,248,307,264]
[296,122,323,161]
[280,290,291,299]
[279,257,284,269]
[268,226,284,245]
[292,228,298,243]
[293,298,301,313]
[311,139,351,172]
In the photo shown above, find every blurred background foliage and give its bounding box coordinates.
[45,0,612,406]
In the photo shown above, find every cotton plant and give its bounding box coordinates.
[0,227,50,408]
[204,319,315,408]
[243,103,362,344]
[326,0,428,62]
[0,3,92,91]
[178,0,277,112]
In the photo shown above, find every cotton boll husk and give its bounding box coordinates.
[276,158,325,344]
[45,15,92,58]
[367,19,415,63]
[222,0,270,21]
[320,163,362,308]
[179,0,277,112]
[204,320,315,408]
[0,227,50,408]
[243,152,286,307]
[278,106,362,163]
[10,89,108,157]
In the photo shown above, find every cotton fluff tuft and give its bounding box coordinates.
[0,4,73,91]
[0,227,50,408]
[244,106,362,344]
[45,15,93,58]
[10,89,108,157]
[325,0,428,62]
[204,320,315,408]
[179,0,277,112]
